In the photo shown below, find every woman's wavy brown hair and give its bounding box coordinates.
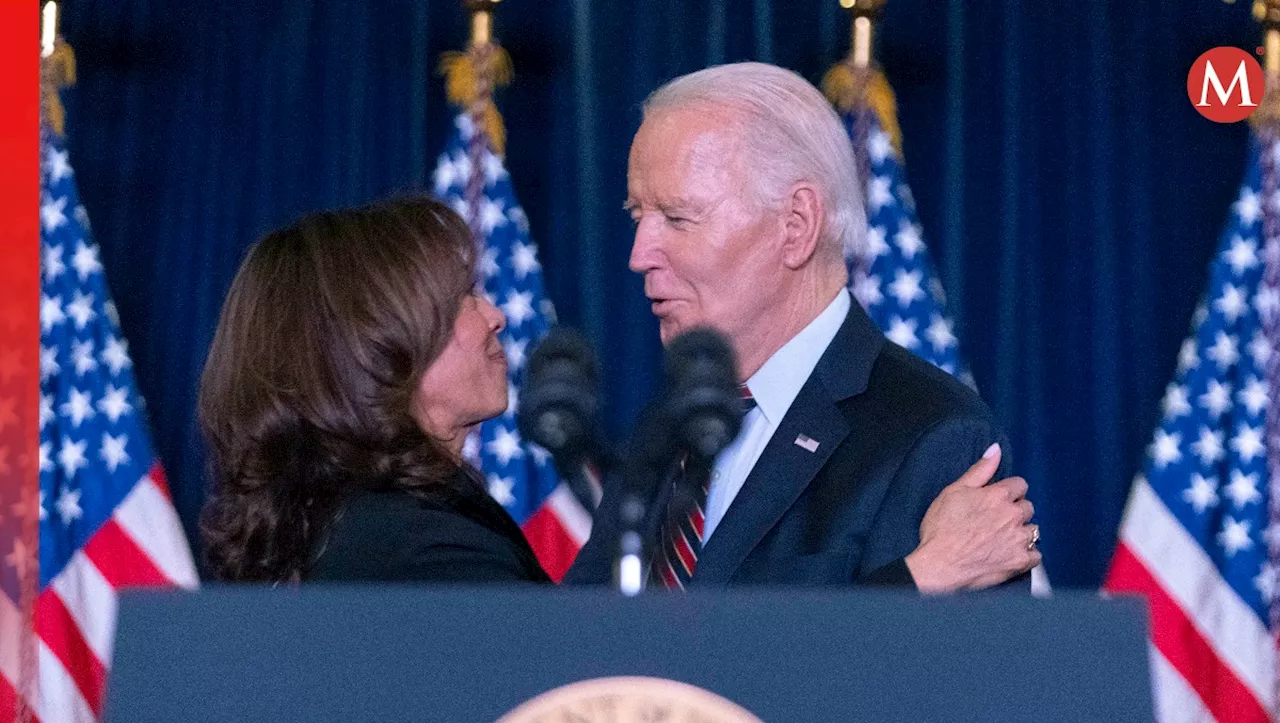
[198,196,477,582]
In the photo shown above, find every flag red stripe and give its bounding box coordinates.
[0,674,13,723]
[147,463,173,500]
[35,592,105,718]
[0,672,18,723]
[82,519,170,588]
[0,671,38,723]
[1106,543,1269,723]
[521,505,581,583]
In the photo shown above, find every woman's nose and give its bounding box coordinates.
[482,295,506,333]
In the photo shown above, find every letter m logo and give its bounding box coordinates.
[1188,47,1266,123]
[1198,60,1256,108]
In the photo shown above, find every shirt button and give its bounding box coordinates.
[712,471,721,481]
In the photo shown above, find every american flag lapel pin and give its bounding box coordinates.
[794,434,819,453]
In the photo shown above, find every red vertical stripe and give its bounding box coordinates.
[34,591,105,718]
[0,6,42,418]
[0,2,41,288]
[1106,543,1270,723]
[82,519,170,588]
[0,4,43,723]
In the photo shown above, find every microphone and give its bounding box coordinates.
[519,327,597,455]
[660,328,742,461]
[518,327,610,508]
[609,328,740,592]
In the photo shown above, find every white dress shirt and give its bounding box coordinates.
[702,289,852,541]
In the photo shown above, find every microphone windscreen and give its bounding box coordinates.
[519,326,600,458]
[528,326,597,388]
[663,327,737,392]
[661,328,742,460]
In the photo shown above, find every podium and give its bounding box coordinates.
[106,587,1151,722]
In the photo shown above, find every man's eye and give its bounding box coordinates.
[665,215,689,227]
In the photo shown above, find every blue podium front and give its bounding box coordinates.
[105,587,1151,722]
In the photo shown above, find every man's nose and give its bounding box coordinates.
[629,219,662,274]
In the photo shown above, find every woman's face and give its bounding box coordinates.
[413,291,509,449]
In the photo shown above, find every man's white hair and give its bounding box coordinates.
[643,61,865,263]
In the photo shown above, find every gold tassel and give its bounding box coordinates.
[40,37,76,137]
[820,63,859,114]
[821,62,903,157]
[439,45,513,156]
[1249,78,1280,132]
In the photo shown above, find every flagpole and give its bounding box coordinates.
[453,0,508,246]
[462,0,501,133]
[441,0,511,158]
[1246,9,1280,680]
[467,0,498,48]
[434,0,588,580]
[838,0,886,71]
[1256,0,1280,124]
[40,1,57,58]
[24,5,68,721]
[39,0,74,137]
[823,0,900,155]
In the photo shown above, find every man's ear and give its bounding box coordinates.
[780,183,823,270]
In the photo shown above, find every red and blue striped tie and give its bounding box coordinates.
[654,384,755,589]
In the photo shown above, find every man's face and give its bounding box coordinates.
[626,105,787,346]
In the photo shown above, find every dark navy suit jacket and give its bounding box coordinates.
[565,303,1022,589]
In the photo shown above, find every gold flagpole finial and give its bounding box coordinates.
[41,1,58,59]
[465,0,501,49]
[838,0,887,70]
[1256,0,1280,74]
[1251,0,1280,129]
[39,0,75,136]
[823,0,900,153]
[440,0,512,155]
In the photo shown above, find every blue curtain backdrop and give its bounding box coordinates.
[59,0,1257,587]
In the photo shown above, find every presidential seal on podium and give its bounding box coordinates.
[498,676,763,723]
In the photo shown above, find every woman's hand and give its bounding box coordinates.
[904,444,1041,594]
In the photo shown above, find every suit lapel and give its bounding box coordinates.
[692,380,850,584]
[690,302,885,585]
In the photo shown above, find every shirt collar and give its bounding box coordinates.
[744,289,851,426]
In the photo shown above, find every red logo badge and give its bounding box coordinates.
[1188,47,1265,123]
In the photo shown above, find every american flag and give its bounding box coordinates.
[842,105,1055,597]
[843,112,966,380]
[1104,134,1279,722]
[433,113,591,581]
[8,127,199,722]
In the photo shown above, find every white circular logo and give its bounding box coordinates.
[498,676,763,723]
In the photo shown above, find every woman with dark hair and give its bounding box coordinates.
[198,196,549,584]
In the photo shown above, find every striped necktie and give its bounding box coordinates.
[653,384,755,589]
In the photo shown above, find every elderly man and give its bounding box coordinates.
[566,62,1038,592]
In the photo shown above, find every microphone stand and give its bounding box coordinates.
[611,401,682,596]
[615,489,645,597]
